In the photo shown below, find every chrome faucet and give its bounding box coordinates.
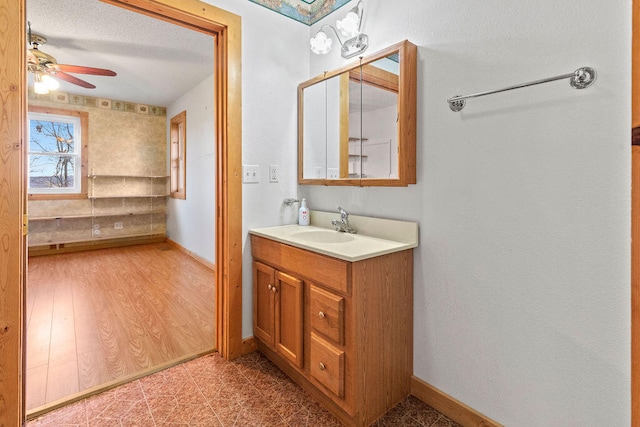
[331,206,356,233]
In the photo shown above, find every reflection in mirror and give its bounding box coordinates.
[345,71,362,178]
[302,80,326,179]
[347,55,399,179]
[301,74,344,180]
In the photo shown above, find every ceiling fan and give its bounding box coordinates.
[27,22,117,94]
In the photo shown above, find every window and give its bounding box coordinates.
[28,106,88,199]
[170,110,187,199]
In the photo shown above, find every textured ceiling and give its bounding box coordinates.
[27,0,214,106]
[248,0,352,25]
[26,0,348,106]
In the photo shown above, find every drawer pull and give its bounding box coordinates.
[319,362,326,370]
[318,311,326,318]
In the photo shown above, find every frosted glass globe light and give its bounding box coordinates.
[310,31,332,55]
[337,12,359,38]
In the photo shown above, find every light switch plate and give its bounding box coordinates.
[243,165,260,183]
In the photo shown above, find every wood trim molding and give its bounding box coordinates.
[28,235,166,257]
[242,336,258,355]
[26,348,214,420]
[165,238,215,271]
[411,376,503,427]
[633,145,640,425]
[634,1,639,423]
[99,0,243,361]
[169,110,187,200]
[0,0,27,424]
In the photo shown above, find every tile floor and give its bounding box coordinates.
[26,351,462,426]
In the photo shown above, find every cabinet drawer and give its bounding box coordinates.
[310,333,345,398]
[309,284,344,345]
[251,235,350,293]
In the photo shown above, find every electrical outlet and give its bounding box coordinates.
[114,222,123,230]
[327,168,339,179]
[93,228,101,236]
[314,167,324,178]
[243,165,260,183]
[269,165,279,183]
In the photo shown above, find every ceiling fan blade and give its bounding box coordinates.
[55,71,96,89]
[56,64,116,76]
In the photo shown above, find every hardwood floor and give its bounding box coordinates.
[26,243,216,412]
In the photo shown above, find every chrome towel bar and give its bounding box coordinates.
[447,66,597,112]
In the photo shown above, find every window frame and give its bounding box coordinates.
[170,110,187,200]
[27,105,89,200]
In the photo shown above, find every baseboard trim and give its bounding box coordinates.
[242,336,258,355]
[28,235,166,257]
[166,238,215,271]
[411,376,503,427]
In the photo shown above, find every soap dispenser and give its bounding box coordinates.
[298,198,310,226]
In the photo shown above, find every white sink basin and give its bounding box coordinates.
[250,212,418,262]
[290,229,356,244]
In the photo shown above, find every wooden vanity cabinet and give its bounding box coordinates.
[253,261,304,368]
[251,235,413,427]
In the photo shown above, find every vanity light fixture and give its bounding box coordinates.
[310,0,368,59]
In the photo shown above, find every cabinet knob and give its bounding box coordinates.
[267,284,272,290]
[319,362,326,371]
[271,286,277,293]
[318,311,326,318]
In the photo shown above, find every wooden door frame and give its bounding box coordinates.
[100,0,244,359]
[0,0,243,424]
[0,1,27,424]
[634,1,639,425]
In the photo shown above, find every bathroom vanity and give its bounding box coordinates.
[250,212,418,426]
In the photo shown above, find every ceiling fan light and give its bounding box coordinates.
[33,73,49,94]
[337,12,359,38]
[310,31,333,55]
[42,74,59,90]
[34,81,48,94]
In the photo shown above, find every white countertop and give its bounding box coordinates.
[249,211,418,262]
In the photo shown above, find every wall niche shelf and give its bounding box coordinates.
[89,174,170,199]
[89,195,168,199]
[30,211,163,221]
[28,172,169,254]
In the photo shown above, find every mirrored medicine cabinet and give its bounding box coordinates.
[298,40,417,186]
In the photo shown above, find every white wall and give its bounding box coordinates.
[166,74,216,263]
[301,0,631,426]
[192,0,630,425]
[199,0,310,337]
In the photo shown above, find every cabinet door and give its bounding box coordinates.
[274,270,304,368]
[253,261,275,346]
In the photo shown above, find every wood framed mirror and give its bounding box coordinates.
[298,40,417,186]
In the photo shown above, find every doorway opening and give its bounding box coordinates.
[24,1,219,413]
[0,0,243,424]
